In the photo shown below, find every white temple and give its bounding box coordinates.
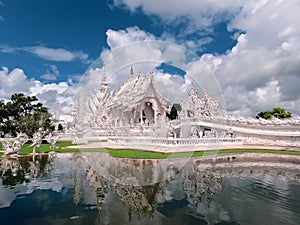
[72,67,300,148]
[88,67,168,137]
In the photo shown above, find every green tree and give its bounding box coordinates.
[256,107,292,120]
[0,100,8,134]
[271,107,292,119]
[0,93,55,137]
[58,123,64,131]
[264,111,273,119]
[167,103,181,120]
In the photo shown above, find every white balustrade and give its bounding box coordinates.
[108,136,243,147]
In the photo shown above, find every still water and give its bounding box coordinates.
[0,152,300,225]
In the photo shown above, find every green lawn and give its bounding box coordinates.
[21,141,78,154]
[59,146,300,159]
[0,141,300,159]
[218,149,300,156]
[0,141,77,155]
[0,142,2,157]
[106,148,300,159]
[73,148,300,159]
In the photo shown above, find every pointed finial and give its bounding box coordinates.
[189,81,198,96]
[130,66,134,76]
[100,67,108,92]
[150,71,154,81]
[102,67,107,82]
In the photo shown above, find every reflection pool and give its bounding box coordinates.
[0,152,300,225]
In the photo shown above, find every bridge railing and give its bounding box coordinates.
[108,136,243,147]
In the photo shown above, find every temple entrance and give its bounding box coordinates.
[143,102,154,125]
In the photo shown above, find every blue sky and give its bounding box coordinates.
[0,0,237,82]
[0,0,299,116]
[0,0,151,81]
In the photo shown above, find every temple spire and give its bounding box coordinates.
[130,66,134,76]
[102,67,107,84]
[189,81,198,96]
[150,71,154,83]
[100,67,108,92]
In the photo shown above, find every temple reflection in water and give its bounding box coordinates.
[1,153,300,225]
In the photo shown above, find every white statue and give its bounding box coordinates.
[47,133,59,151]
[1,133,28,156]
[191,127,198,138]
[30,128,46,154]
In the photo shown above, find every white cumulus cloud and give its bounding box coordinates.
[0,67,74,116]
[203,0,300,116]
[106,26,156,48]
[112,0,300,116]
[113,0,243,29]
[26,46,90,63]
[41,65,60,81]
[0,45,91,64]
[0,67,35,99]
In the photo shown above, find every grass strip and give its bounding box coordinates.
[218,149,300,156]
[0,141,300,159]
[0,141,76,155]
[20,141,76,155]
[68,148,300,159]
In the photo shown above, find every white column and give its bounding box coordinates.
[140,110,143,125]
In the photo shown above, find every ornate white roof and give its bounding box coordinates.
[181,87,220,118]
[112,72,166,110]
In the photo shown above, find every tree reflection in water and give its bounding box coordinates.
[0,154,54,187]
